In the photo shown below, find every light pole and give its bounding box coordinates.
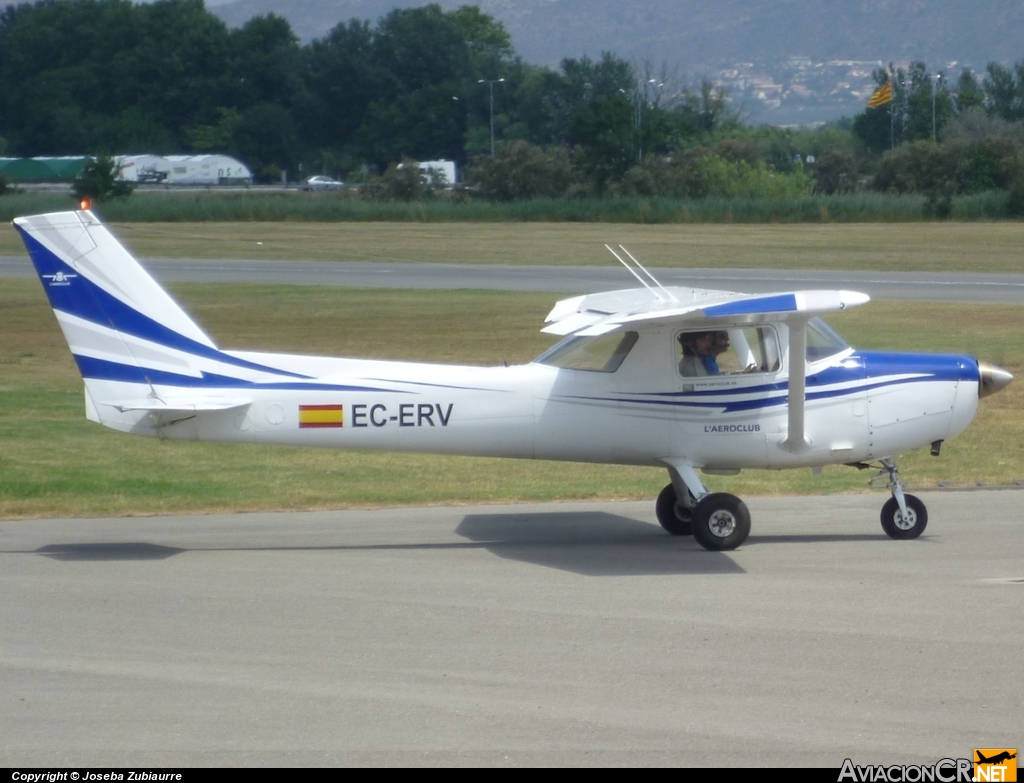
[619,88,641,164]
[478,78,504,157]
[621,79,662,165]
[931,73,939,142]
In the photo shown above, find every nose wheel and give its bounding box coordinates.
[873,458,929,539]
[880,495,928,539]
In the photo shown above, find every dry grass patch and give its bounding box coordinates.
[5,221,1024,273]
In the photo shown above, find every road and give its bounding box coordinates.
[2,491,1022,766]
[5,255,1024,303]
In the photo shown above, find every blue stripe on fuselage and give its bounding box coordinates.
[73,354,406,393]
[555,351,977,413]
[859,350,978,382]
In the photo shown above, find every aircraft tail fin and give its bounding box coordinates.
[13,210,263,432]
[14,210,217,359]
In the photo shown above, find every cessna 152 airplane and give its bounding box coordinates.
[13,209,1014,551]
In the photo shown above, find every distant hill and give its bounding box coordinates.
[210,0,1024,72]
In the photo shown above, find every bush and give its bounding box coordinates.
[1007,178,1024,218]
[924,180,955,219]
[874,141,951,194]
[616,153,701,198]
[617,149,811,200]
[812,150,859,195]
[468,141,576,201]
[360,158,431,202]
[72,155,133,202]
[874,137,1024,197]
[697,155,811,198]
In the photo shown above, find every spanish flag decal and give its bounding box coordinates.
[299,404,343,428]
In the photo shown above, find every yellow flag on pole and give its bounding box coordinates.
[867,81,893,108]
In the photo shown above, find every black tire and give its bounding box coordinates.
[880,494,928,539]
[691,493,751,551]
[656,483,693,536]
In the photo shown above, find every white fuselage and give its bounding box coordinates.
[85,325,980,472]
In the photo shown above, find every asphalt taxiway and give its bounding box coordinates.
[5,255,1024,304]
[2,491,1022,766]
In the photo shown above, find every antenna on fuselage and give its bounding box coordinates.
[605,244,677,303]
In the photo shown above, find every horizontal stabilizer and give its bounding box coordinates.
[107,398,252,414]
[99,396,253,430]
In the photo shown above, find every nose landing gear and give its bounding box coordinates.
[873,458,928,539]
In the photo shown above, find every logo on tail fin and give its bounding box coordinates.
[42,271,78,286]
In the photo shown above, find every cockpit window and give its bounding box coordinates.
[536,331,638,372]
[806,317,849,362]
[677,326,780,377]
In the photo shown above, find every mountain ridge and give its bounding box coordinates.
[210,0,1023,71]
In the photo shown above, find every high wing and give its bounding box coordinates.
[542,286,870,336]
[544,284,871,453]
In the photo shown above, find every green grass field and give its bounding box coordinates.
[2,278,1022,519]
[0,189,1015,225]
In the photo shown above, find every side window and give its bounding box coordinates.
[677,327,780,377]
[536,331,639,372]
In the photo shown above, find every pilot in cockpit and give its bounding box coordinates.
[678,330,730,376]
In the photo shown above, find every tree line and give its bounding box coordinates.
[1,0,1023,208]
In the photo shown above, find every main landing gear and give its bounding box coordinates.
[655,483,693,536]
[658,456,928,551]
[657,464,751,551]
[658,483,752,551]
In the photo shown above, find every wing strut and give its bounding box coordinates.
[780,317,811,452]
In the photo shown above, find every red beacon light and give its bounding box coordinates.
[78,197,92,211]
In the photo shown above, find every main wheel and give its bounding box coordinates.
[691,493,751,551]
[880,494,928,539]
[656,483,693,536]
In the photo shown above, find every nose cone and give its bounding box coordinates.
[978,361,1013,398]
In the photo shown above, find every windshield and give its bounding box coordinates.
[535,332,638,372]
[806,317,849,362]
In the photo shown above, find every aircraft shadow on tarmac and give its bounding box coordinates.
[454,511,745,576]
[25,515,891,573]
[34,542,185,561]
[26,513,743,576]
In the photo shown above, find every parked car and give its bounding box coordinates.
[301,175,344,191]
[136,169,168,183]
